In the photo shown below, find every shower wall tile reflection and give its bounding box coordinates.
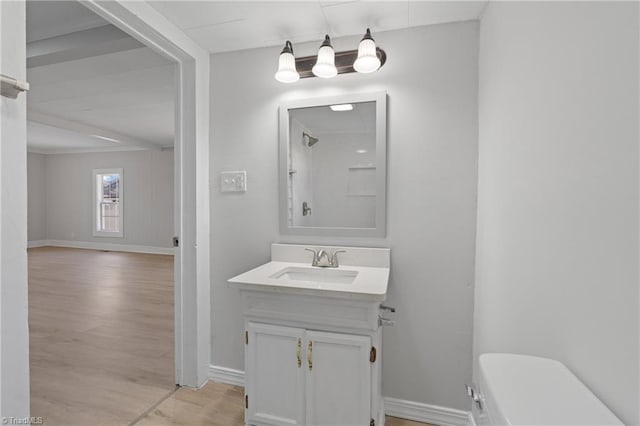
[288,101,376,228]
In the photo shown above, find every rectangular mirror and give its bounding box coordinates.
[279,91,387,237]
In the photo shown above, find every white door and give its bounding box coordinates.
[305,331,372,426]
[0,0,30,418]
[246,322,306,425]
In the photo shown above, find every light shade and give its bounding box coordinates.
[275,41,299,83]
[312,35,337,79]
[353,29,381,74]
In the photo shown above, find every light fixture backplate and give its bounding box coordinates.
[295,47,387,79]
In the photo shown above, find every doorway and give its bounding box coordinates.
[0,0,210,418]
[26,1,178,423]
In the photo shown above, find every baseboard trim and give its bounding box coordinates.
[208,365,245,387]
[207,365,471,426]
[28,240,175,255]
[27,240,49,248]
[468,412,477,426]
[384,397,469,426]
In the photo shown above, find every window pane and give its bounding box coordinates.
[102,174,119,201]
[100,202,120,232]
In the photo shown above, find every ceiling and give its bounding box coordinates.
[26,1,175,154]
[27,122,147,154]
[148,1,487,54]
[26,0,108,43]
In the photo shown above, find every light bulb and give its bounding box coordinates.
[353,28,381,74]
[275,41,299,83]
[312,35,337,79]
[330,104,353,112]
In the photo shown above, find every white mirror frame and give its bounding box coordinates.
[279,91,387,237]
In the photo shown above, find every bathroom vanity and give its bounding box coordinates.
[229,243,391,426]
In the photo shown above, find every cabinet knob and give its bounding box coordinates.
[307,340,313,370]
[296,338,302,368]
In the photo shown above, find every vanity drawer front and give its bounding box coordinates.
[242,291,379,331]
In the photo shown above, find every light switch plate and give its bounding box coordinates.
[220,171,247,192]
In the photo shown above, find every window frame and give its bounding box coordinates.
[92,168,124,238]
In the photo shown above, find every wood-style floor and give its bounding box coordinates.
[29,247,428,426]
[137,381,431,426]
[29,247,175,425]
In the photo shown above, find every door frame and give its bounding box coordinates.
[82,1,211,387]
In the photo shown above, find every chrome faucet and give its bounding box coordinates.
[316,249,331,267]
[305,248,346,268]
[329,249,346,267]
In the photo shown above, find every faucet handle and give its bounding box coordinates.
[305,248,319,266]
[330,250,346,267]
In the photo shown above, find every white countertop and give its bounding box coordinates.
[228,260,390,301]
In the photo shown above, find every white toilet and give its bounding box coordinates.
[470,353,623,426]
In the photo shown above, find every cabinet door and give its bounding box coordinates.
[246,322,305,425]
[305,331,372,426]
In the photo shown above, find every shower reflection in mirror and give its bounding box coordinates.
[280,92,387,237]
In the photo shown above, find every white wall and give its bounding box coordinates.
[0,0,30,417]
[312,132,376,228]
[211,21,478,410]
[474,2,639,424]
[27,153,46,241]
[33,150,174,249]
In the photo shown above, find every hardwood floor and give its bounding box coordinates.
[137,381,432,426]
[29,246,429,426]
[29,247,175,425]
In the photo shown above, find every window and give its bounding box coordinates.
[93,168,123,237]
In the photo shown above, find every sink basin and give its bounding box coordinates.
[228,244,390,301]
[271,266,358,284]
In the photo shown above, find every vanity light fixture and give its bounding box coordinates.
[330,104,353,112]
[275,40,300,83]
[312,35,338,79]
[353,29,381,73]
[274,30,386,83]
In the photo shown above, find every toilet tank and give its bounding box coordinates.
[472,353,623,426]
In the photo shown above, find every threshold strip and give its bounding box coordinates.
[129,385,180,425]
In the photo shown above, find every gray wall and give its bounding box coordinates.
[27,150,174,248]
[211,21,478,410]
[474,2,638,424]
[27,153,47,241]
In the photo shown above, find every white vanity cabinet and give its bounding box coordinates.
[245,323,306,425]
[304,330,372,426]
[246,323,374,426]
[229,243,391,426]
